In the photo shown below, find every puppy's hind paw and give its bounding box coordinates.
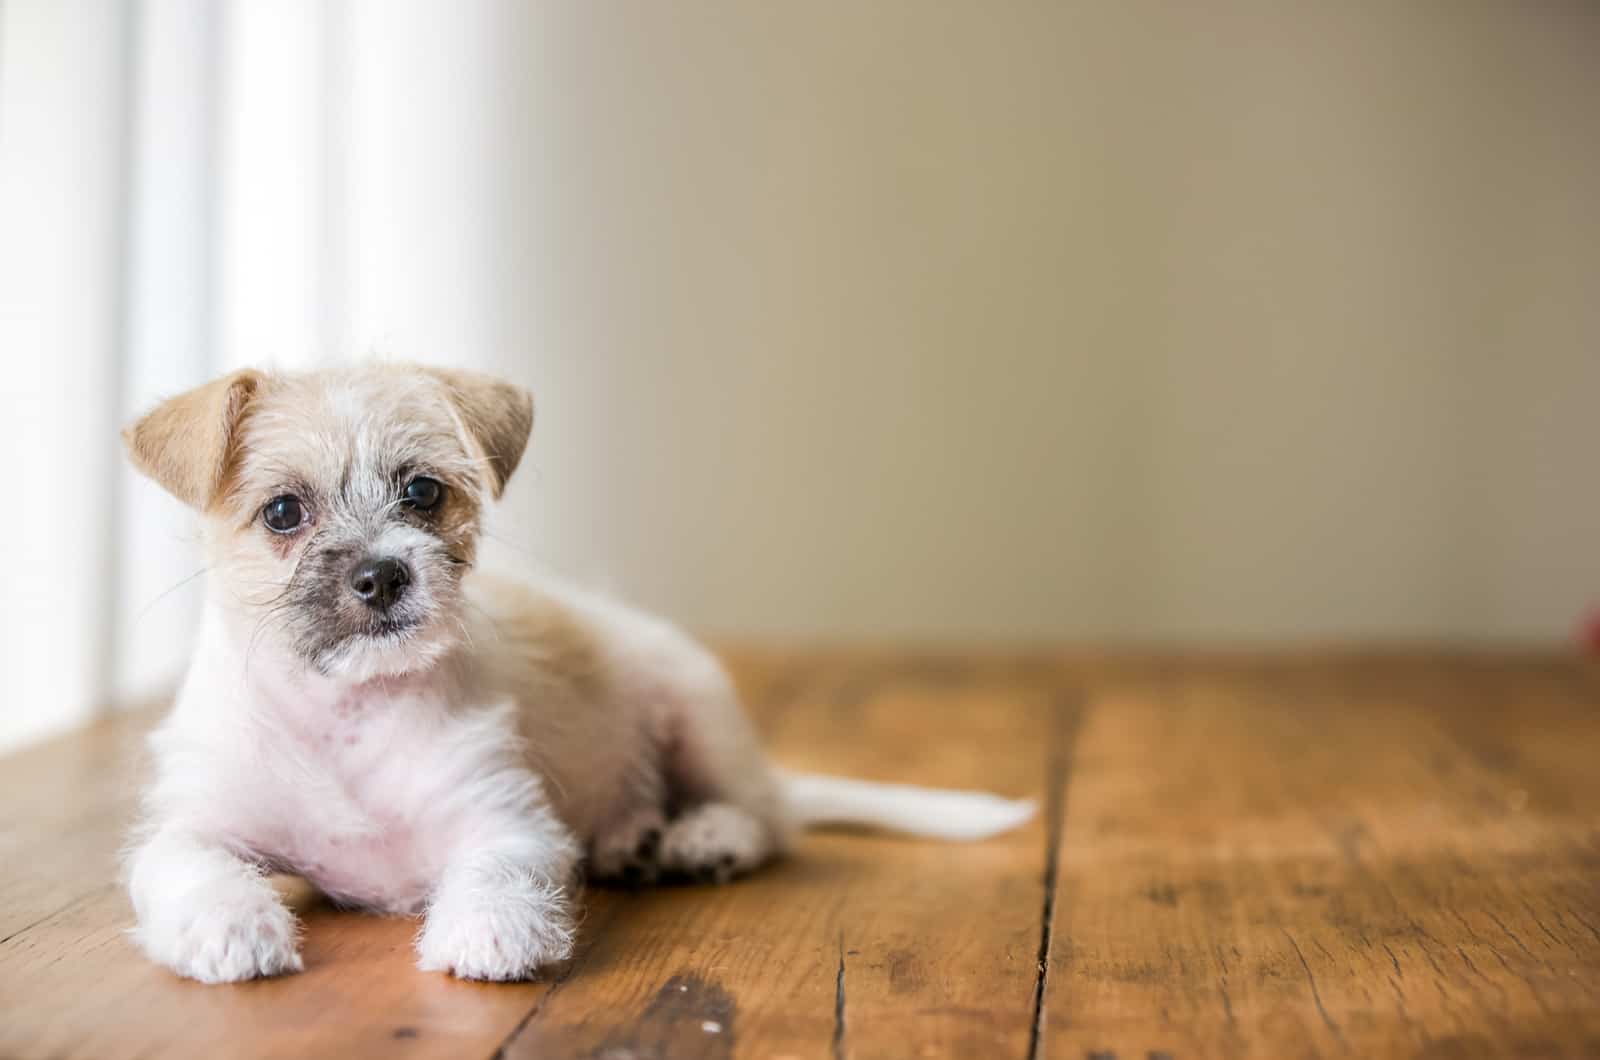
[137,893,303,984]
[659,802,772,885]
[588,807,666,889]
[417,876,575,981]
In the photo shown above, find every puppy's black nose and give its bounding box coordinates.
[349,557,410,610]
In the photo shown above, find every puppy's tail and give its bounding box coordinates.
[779,771,1036,841]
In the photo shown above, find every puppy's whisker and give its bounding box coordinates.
[240,544,319,680]
[231,580,295,601]
[233,575,298,611]
[137,566,214,620]
[242,596,298,680]
[461,597,503,642]
[481,529,542,562]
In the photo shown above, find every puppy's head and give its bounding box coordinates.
[125,364,532,681]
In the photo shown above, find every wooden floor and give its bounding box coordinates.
[2,650,1598,1059]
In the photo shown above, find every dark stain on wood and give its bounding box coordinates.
[581,973,735,1060]
[883,947,925,994]
[1142,883,1180,907]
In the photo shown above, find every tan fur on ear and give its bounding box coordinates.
[424,367,534,499]
[123,369,265,510]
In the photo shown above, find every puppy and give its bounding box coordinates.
[121,363,1033,984]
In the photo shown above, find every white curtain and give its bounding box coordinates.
[0,0,523,751]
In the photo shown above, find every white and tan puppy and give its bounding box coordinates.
[121,363,1032,984]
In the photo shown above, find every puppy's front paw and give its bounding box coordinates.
[416,875,575,981]
[137,891,303,984]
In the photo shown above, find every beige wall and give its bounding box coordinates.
[463,1,1600,642]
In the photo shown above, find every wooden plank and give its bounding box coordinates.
[0,705,152,941]
[10,650,1595,1059]
[1043,658,1600,1059]
[502,659,1058,1059]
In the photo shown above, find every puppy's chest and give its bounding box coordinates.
[240,695,477,913]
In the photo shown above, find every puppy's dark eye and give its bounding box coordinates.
[402,476,444,512]
[262,495,304,534]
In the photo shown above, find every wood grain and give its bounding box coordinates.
[0,704,151,942]
[2,650,1598,1059]
[1043,658,1600,1059]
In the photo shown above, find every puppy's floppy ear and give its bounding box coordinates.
[123,369,265,510]
[423,367,534,499]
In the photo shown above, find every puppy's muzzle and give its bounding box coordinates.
[349,556,411,611]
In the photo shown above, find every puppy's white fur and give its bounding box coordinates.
[122,364,1032,984]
